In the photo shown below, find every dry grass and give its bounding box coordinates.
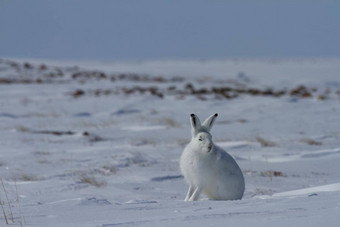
[91,165,119,176]
[14,174,41,182]
[0,179,24,226]
[79,175,107,188]
[0,196,8,225]
[255,188,275,196]
[82,131,105,142]
[244,169,287,178]
[300,138,322,146]
[256,137,276,147]
[1,180,13,223]
[14,181,24,226]
[237,119,248,123]
[243,169,257,176]
[260,170,287,178]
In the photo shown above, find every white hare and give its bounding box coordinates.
[180,113,245,201]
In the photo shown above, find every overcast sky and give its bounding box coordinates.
[1,1,339,61]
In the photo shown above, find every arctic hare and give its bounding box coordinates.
[180,113,245,201]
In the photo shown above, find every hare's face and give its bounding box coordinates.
[194,132,214,153]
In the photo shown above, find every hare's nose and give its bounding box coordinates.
[208,143,213,150]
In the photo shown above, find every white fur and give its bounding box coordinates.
[180,113,245,201]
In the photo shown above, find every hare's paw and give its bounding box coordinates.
[188,187,203,201]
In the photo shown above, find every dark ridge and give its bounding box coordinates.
[151,175,183,182]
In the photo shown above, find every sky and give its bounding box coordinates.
[1,0,340,61]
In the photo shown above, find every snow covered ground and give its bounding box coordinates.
[0,58,340,226]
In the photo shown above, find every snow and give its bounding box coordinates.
[0,58,340,226]
[272,182,340,197]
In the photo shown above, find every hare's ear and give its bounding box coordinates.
[190,114,201,137]
[202,113,218,132]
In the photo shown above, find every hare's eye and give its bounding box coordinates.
[198,137,203,141]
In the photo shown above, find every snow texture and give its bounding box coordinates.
[0,58,340,226]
